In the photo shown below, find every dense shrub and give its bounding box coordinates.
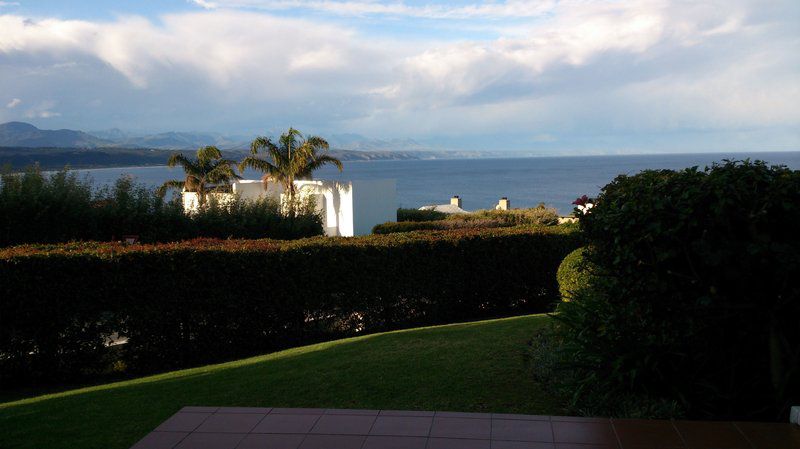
[547,160,800,421]
[452,205,560,226]
[376,205,560,234]
[0,167,322,246]
[373,218,511,234]
[0,226,580,385]
[397,208,447,222]
[555,247,594,301]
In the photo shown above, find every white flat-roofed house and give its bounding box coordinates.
[182,178,397,237]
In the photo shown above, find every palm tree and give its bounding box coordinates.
[238,128,343,206]
[158,146,241,209]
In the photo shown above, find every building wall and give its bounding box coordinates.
[351,179,397,236]
[182,178,396,237]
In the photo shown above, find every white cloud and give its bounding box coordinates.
[187,0,559,20]
[0,0,797,152]
[0,2,20,7]
[6,98,21,108]
[23,100,60,118]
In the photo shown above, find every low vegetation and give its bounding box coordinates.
[536,160,800,421]
[0,315,559,449]
[378,204,560,234]
[0,226,580,386]
[0,167,322,246]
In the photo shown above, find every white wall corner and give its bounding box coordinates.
[791,405,800,425]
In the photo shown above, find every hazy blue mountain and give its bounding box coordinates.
[0,122,112,148]
[327,133,429,152]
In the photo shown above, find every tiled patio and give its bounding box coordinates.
[131,407,800,449]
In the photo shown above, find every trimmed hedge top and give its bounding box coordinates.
[0,225,575,259]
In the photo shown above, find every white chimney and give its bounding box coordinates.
[450,195,462,208]
[497,197,510,211]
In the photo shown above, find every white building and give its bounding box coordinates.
[182,178,397,237]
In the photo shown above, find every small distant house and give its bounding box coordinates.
[419,195,470,214]
[182,179,397,237]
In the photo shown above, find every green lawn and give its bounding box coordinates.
[0,314,558,449]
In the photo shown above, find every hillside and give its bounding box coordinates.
[0,122,111,148]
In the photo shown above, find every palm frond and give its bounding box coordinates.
[157,179,186,196]
[302,154,343,177]
[304,136,330,153]
[196,146,223,164]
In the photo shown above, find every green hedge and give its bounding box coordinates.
[0,226,580,385]
[0,168,322,246]
[553,160,800,421]
[396,208,448,222]
[373,220,509,234]
[555,247,593,301]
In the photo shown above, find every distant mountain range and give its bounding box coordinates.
[0,122,499,171]
[0,122,112,148]
[0,121,437,153]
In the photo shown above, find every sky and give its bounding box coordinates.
[0,0,798,154]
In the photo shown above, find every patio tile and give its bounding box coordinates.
[325,408,380,416]
[235,433,305,449]
[252,414,320,434]
[493,414,551,421]
[309,414,376,435]
[298,435,365,449]
[554,444,618,449]
[217,407,273,414]
[379,410,436,417]
[362,436,428,449]
[551,421,618,446]
[427,438,491,449]
[492,419,553,442]
[551,417,610,423]
[370,416,433,437]
[195,413,266,433]
[156,412,212,432]
[734,421,800,449]
[174,432,246,449]
[181,406,219,413]
[674,421,750,449]
[130,431,188,449]
[612,419,683,447]
[271,408,326,415]
[436,411,493,419]
[491,441,555,449]
[430,417,492,439]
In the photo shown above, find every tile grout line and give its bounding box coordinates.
[232,410,273,449]
[167,409,216,449]
[609,417,624,449]
[294,409,326,449]
[357,409,381,449]
[423,411,436,449]
[669,420,689,448]
[731,421,757,449]
[489,414,494,449]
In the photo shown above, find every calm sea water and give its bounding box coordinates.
[73,152,800,215]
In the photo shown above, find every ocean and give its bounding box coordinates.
[72,151,800,215]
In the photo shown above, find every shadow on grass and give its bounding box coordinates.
[0,314,556,449]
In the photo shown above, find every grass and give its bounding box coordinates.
[0,314,558,449]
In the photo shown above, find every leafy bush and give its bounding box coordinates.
[0,167,322,246]
[373,218,510,234]
[555,247,594,301]
[0,226,581,385]
[452,205,560,226]
[397,208,447,222]
[548,160,800,421]
[377,205,560,234]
